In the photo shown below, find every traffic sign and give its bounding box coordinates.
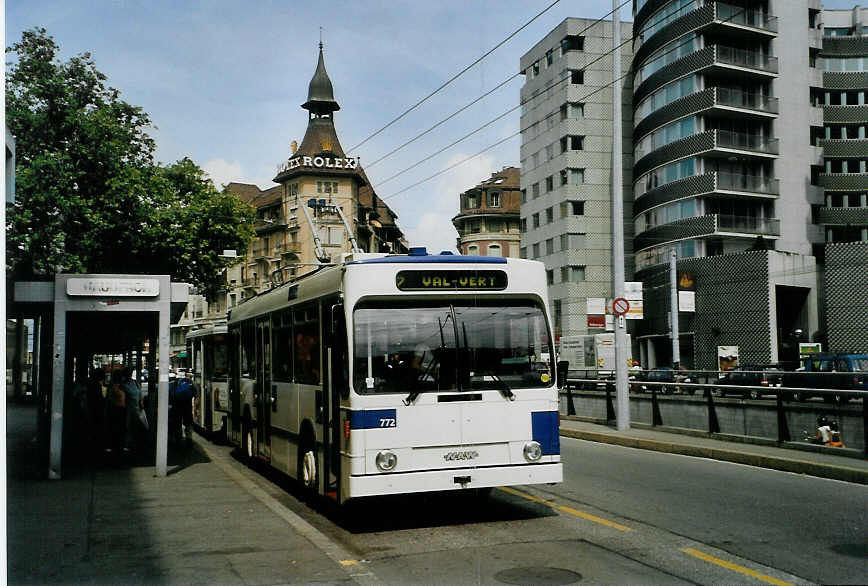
[612,297,630,316]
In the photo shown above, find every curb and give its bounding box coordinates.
[559,428,868,485]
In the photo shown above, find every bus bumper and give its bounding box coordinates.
[345,462,563,499]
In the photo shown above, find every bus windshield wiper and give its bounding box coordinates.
[480,367,515,401]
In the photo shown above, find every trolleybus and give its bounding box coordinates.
[187,325,230,441]
[226,248,562,503]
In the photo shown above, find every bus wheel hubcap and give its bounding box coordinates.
[303,450,316,487]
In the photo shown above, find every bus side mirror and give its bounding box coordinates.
[557,361,569,389]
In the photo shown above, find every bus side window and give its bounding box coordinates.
[273,310,293,382]
[295,305,321,384]
[241,321,256,378]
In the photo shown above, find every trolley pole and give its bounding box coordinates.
[611,3,630,431]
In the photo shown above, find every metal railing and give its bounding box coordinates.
[562,369,867,455]
[715,129,779,154]
[715,87,779,114]
[715,213,780,235]
[716,3,778,32]
[716,171,778,194]
[716,45,778,73]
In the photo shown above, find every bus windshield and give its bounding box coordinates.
[353,299,553,394]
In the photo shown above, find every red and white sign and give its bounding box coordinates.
[587,315,606,328]
[612,297,630,316]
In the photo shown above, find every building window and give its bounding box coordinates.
[520,218,527,233]
[532,243,540,258]
[488,219,502,232]
[546,207,554,223]
[466,194,477,208]
[560,232,586,250]
[521,189,527,203]
[561,168,585,185]
[532,61,540,77]
[569,69,584,84]
[470,220,481,234]
[489,191,501,207]
[546,176,554,192]
[558,102,584,119]
[561,200,585,217]
[545,238,554,255]
[532,213,540,229]
[468,244,479,255]
[561,265,586,282]
[488,244,502,257]
[532,183,540,198]
[561,135,584,152]
[532,152,540,167]
[520,247,527,259]
[561,35,584,54]
[546,269,554,285]
[545,49,553,66]
[546,144,554,161]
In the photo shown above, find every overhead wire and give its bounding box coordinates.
[364,0,634,169]
[346,0,565,154]
[379,2,747,202]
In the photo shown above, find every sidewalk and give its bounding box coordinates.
[559,416,868,485]
[5,404,369,585]
[7,405,866,584]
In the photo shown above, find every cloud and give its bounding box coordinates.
[402,153,497,253]
[202,158,244,189]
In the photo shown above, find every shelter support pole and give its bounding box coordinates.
[49,278,67,479]
[155,304,170,477]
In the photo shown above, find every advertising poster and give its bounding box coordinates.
[717,346,739,373]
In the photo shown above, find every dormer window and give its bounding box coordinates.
[488,191,501,208]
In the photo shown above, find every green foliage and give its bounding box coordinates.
[6,28,253,300]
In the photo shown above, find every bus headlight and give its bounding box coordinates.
[375,450,398,472]
[523,441,543,462]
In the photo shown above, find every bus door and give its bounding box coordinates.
[229,328,242,445]
[255,318,272,461]
[322,296,345,501]
[202,337,213,433]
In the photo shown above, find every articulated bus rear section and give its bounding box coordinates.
[187,325,230,441]
[226,251,563,505]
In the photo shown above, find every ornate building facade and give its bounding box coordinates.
[190,45,407,330]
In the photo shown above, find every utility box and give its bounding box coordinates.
[559,334,632,375]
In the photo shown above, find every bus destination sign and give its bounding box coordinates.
[396,270,507,291]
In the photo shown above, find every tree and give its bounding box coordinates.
[5,28,253,299]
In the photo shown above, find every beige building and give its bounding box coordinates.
[452,166,522,257]
[195,45,407,328]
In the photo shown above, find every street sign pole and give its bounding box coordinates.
[611,2,629,431]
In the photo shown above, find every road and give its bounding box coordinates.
[255,436,867,585]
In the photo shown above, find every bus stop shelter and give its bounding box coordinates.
[12,274,189,478]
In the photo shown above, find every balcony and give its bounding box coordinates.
[715,171,779,196]
[713,129,779,156]
[634,172,779,216]
[713,87,778,116]
[716,214,780,236]
[634,87,777,139]
[818,173,868,191]
[819,138,868,158]
[822,105,868,124]
[634,213,780,252]
[815,206,868,226]
[710,2,777,35]
[714,45,778,75]
[254,216,288,234]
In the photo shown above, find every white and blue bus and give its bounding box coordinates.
[226,248,562,503]
[187,325,230,441]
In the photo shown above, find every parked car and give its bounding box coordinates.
[716,365,784,399]
[782,353,868,403]
[637,366,694,394]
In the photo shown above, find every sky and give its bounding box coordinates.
[5,0,858,253]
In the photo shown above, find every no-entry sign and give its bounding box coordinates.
[612,297,630,316]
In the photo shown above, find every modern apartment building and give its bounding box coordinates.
[519,2,867,368]
[816,5,868,353]
[452,166,522,257]
[519,17,634,340]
